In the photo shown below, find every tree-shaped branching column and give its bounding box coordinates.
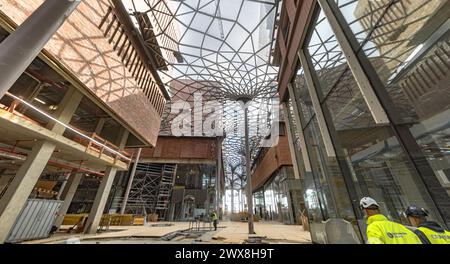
[125,0,281,234]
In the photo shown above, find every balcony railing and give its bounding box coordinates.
[0,92,132,168]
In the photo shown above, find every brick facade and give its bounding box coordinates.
[274,0,314,100]
[0,0,162,146]
[138,136,218,161]
[251,136,292,190]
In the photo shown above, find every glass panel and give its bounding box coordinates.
[360,0,447,86]
[335,0,391,46]
[303,7,358,223]
[279,179,291,223]
[285,166,303,224]
[302,3,446,227]
[264,181,279,220]
[272,176,282,222]
[286,99,325,223]
[292,67,315,125]
[304,116,357,220]
[322,66,443,225]
[364,2,450,204]
[286,99,301,151]
[335,0,450,219]
[306,9,348,98]
[253,190,265,219]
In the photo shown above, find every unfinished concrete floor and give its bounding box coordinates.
[22,221,311,244]
[212,221,311,244]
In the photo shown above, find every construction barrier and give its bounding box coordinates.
[147,213,158,222]
[7,199,63,243]
[133,217,145,225]
[229,212,260,222]
[62,214,89,226]
[62,214,135,226]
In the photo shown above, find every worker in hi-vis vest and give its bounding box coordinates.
[405,206,450,244]
[360,197,421,244]
[211,211,218,231]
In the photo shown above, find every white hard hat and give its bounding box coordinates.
[359,197,379,209]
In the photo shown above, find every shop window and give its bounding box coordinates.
[286,99,325,223]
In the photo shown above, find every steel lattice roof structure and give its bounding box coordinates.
[123,0,281,187]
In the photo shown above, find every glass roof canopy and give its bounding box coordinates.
[123,0,281,189]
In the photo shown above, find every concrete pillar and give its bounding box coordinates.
[0,0,80,99]
[46,87,83,134]
[56,174,69,200]
[94,118,106,135]
[54,170,83,229]
[116,128,129,150]
[0,140,56,243]
[83,166,118,234]
[169,203,175,222]
[84,127,129,234]
[0,86,82,243]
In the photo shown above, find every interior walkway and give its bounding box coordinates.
[22,221,311,244]
[212,221,311,244]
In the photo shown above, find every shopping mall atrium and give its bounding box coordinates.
[0,0,448,244]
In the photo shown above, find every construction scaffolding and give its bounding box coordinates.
[120,163,177,219]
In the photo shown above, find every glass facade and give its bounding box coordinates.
[285,0,450,243]
[335,0,450,188]
[252,167,302,224]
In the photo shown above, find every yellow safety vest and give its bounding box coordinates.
[417,227,450,244]
[212,213,218,221]
[366,214,422,244]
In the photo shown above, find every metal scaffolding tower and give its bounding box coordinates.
[155,164,177,220]
[123,163,177,218]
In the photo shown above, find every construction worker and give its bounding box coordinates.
[211,210,218,231]
[405,206,450,244]
[360,197,421,244]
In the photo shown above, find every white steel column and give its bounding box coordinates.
[282,103,302,180]
[244,105,255,234]
[216,137,222,213]
[298,53,336,158]
[316,0,389,124]
[287,84,313,173]
[120,148,142,214]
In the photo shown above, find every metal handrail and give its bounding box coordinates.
[2,93,133,166]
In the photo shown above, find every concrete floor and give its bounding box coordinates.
[212,221,311,244]
[23,221,311,244]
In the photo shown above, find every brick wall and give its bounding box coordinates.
[274,0,314,100]
[252,136,292,190]
[0,0,162,146]
[138,136,218,161]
